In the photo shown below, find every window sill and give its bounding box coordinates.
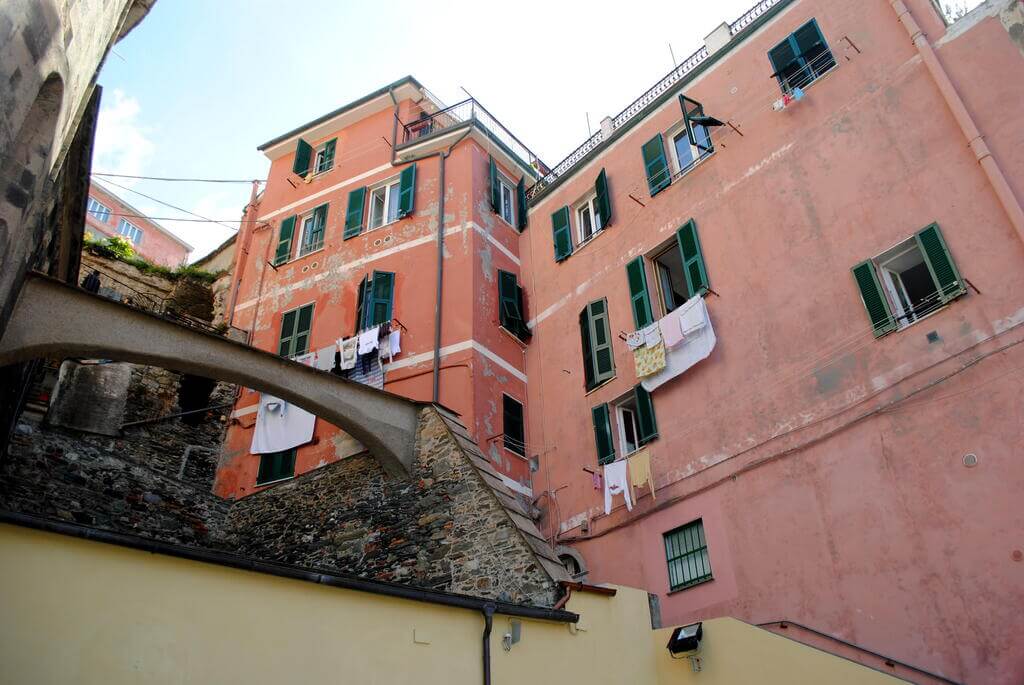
[667,576,713,595]
[777,62,839,99]
[498,325,530,348]
[574,227,607,255]
[880,290,966,338]
[283,246,326,265]
[502,445,529,462]
[584,376,616,397]
[668,149,715,186]
[255,475,295,488]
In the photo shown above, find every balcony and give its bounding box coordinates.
[396,98,547,179]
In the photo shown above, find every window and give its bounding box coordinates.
[369,178,401,230]
[579,299,615,391]
[768,19,836,93]
[670,125,711,175]
[117,218,143,244]
[591,403,615,465]
[498,270,530,342]
[354,271,395,333]
[489,155,527,231]
[313,139,336,174]
[343,165,416,240]
[503,394,525,457]
[664,520,712,591]
[257,449,296,485]
[653,244,689,314]
[612,385,658,456]
[297,203,327,257]
[551,206,573,262]
[278,303,314,358]
[87,197,111,222]
[575,195,604,245]
[642,135,671,197]
[852,223,965,337]
[498,175,515,225]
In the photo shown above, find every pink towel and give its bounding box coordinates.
[659,307,687,348]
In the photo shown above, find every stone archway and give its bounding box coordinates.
[0,275,420,476]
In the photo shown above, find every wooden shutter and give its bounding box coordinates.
[293,303,313,356]
[768,37,799,83]
[851,260,896,337]
[551,206,573,262]
[489,156,500,213]
[592,404,615,465]
[915,223,964,303]
[293,139,312,176]
[322,139,336,169]
[634,384,658,445]
[588,299,615,385]
[397,163,416,218]
[274,215,296,265]
[310,203,328,248]
[626,257,654,329]
[503,395,525,457]
[278,309,297,356]
[595,168,612,228]
[676,219,709,299]
[498,270,528,340]
[344,187,366,239]
[516,177,528,231]
[580,307,595,389]
[369,271,395,326]
[355,275,368,333]
[679,95,713,154]
[642,134,670,196]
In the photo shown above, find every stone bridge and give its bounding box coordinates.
[0,274,420,476]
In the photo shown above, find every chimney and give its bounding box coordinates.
[704,22,732,55]
[600,116,614,139]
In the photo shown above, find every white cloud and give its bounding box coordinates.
[157,191,246,263]
[93,89,155,184]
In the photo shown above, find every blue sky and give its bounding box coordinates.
[92,0,976,259]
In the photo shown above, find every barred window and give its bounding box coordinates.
[664,519,712,591]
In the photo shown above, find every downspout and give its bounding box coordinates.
[889,0,1024,245]
[227,180,261,328]
[481,602,496,685]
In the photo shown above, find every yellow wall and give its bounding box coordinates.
[0,524,902,684]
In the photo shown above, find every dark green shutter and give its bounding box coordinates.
[278,309,297,356]
[552,206,572,262]
[309,203,328,249]
[516,177,528,231]
[580,307,595,389]
[634,384,658,445]
[274,215,296,265]
[592,404,615,465]
[344,187,366,239]
[498,270,529,341]
[293,139,312,176]
[852,260,896,337]
[642,135,670,196]
[679,95,713,154]
[768,38,799,83]
[368,271,395,327]
[626,257,654,329]
[278,303,313,357]
[355,275,368,334]
[595,168,612,228]
[257,449,296,485]
[397,164,416,218]
[588,299,615,386]
[489,156,500,213]
[322,139,336,170]
[676,219,709,299]
[915,223,964,303]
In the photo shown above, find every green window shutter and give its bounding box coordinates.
[768,38,799,84]
[293,139,312,176]
[626,257,654,329]
[551,206,573,262]
[344,187,366,240]
[489,156,500,213]
[307,203,328,250]
[588,299,615,386]
[322,139,336,170]
[675,219,709,299]
[498,270,529,341]
[274,215,296,265]
[516,177,528,231]
[397,163,416,218]
[592,404,616,465]
[580,307,595,389]
[368,271,395,327]
[851,260,896,337]
[293,303,313,356]
[595,168,612,228]
[642,134,670,197]
[278,309,297,356]
[634,384,658,445]
[257,449,296,485]
[915,223,965,303]
[355,275,368,334]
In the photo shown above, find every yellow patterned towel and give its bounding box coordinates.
[633,340,666,378]
[628,447,655,501]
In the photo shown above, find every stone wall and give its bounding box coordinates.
[226,408,561,606]
[79,249,174,309]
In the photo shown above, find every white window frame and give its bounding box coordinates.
[87,197,111,222]
[367,176,402,231]
[612,391,642,458]
[295,210,324,258]
[875,240,931,331]
[666,120,713,177]
[313,141,333,175]
[574,193,604,247]
[497,173,516,226]
[117,218,143,245]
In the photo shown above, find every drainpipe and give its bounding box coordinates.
[481,602,496,685]
[227,180,261,328]
[889,0,1024,245]
[432,149,448,403]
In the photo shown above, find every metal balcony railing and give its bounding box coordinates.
[398,98,547,178]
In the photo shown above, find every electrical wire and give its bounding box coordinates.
[94,177,242,231]
[91,172,262,184]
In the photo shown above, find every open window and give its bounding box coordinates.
[296,203,327,257]
[574,193,603,245]
[580,299,615,391]
[612,385,658,457]
[768,19,837,94]
[498,270,531,342]
[368,176,402,230]
[313,139,336,175]
[502,394,525,457]
[852,223,966,337]
[354,271,395,333]
[628,219,709,322]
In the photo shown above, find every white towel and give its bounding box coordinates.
[380,329,401,362]
[642,323,662,347]
[338,337,358,370]
[641,297,716,392]
[358,325,380,355]
[250,393,316,454]
[603,460,633,515]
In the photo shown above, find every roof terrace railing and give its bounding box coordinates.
[398,98,548,177]
[526,0,785,200]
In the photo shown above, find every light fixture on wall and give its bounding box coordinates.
[502,620,521,651]
[667,622,703,672]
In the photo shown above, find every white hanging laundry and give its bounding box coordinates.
[603,460,633,515]
[642,322,662,348]
[625,331,645,350]
[250,393,316,454]
[357,325,380,355]
[338,337,358,370]
[642,295,716,393]
[379,328,401,363]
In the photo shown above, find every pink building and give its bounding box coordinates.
[85,182,192,265]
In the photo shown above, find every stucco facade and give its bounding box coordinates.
[85,182,193,265]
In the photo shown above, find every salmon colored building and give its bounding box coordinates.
[221,0,1024,682]
[85,182,192,265]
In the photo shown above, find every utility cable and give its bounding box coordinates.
[94,177,241,231]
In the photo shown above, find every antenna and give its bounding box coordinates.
[668,43,678,68]
[585,112,592,137]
